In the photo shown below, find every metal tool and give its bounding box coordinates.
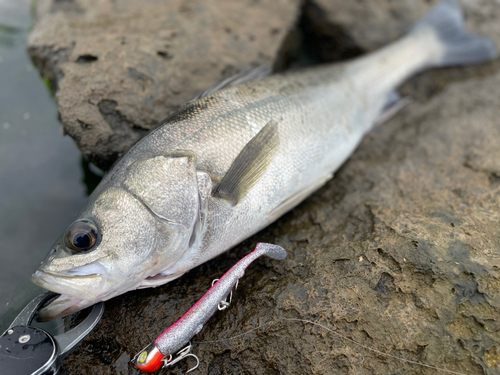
[0,292,104,375]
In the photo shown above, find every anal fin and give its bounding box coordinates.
[375,92,412,126]
[214,120,279,205]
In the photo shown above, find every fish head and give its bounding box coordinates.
[33,153,203,320]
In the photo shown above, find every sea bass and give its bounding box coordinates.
[32,0,497,320]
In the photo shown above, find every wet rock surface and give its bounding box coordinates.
[28,0,500,374]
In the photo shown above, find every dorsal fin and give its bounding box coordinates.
[214,120,279,205]
[189,66,271,103]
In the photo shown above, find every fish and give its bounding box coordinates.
[132,243,287,373]
[32,0,498,321]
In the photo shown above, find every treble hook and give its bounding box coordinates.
[163,342,199,373]
[212,279,239,310]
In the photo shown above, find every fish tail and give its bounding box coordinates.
[411,0,498,68]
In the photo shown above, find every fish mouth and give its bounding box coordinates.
[32,269,106,321]
[32,268,105,302]
[37,294,95,322]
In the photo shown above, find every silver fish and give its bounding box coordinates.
[133,243,286,373]
[32,0,497,320]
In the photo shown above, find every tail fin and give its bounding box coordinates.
[411,0,498,67]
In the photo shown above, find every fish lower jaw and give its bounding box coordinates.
[37,294,93,322]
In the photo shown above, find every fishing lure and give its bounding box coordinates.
[132,243,286,373]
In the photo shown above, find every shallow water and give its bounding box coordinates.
[0,0,91,331]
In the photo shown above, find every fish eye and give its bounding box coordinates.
[64,220,99,253]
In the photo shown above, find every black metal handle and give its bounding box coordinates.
[1,293,104,374]
[0,325,58,375]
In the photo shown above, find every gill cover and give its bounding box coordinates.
[123,152,200,230]
[121,152,201,272]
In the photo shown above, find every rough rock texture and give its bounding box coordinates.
[28,0,301,169]
[30,0,500,374]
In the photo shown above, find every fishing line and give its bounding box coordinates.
[195,318,467,375]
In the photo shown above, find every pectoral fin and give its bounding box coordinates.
[214,120,279,205]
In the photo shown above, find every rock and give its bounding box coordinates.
[302,0,438,61]
[32,0,500,374]
[28,0,301,170]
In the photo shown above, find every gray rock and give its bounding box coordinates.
[302,0,438,61]
[28,0,301,169]
[30,0,500,374]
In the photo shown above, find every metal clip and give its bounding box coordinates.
[163,342,199,373]
[211,279,239,310]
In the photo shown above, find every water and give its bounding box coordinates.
[0,0,90,331]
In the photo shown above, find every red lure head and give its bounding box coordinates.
[133,342,165,373]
